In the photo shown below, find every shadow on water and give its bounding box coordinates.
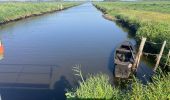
[53,76,72,100]
[0,76,72,100]
[136,62,154,84]
[114,20,137,37]
[108,49,115,74]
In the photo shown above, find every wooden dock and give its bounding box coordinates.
[0,64,53,89]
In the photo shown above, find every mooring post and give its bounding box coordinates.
[153,41,166,72]
[58,5,59,10]
[60,4,63,10]
[133,37,147,71]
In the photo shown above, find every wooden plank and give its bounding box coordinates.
[153,41,166,72]
[116,48,131,53]
[114,59,131,65]
[0,65,51,88]
[133,37,146,71]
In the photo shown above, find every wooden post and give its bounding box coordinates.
[60,4,63,10]
[133,37,147,71]
[58,5,59,10]
[153,41,166,72]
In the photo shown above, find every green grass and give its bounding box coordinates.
[0,2,80,23]
[66,73,170,100]
[94,2,170,67]
[99,1,170,13]
[65,74,115,99]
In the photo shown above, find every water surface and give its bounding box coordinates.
[0,3,151,100]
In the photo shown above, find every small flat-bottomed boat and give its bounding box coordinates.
[114,41,136,79]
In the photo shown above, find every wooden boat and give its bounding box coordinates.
[114,41,136,79]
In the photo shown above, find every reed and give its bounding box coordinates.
[66,72,170,100]
[66,73,115,99]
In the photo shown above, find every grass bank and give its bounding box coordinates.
[93,2,170,68]
[66,73,170,100]
[0,2,81,25]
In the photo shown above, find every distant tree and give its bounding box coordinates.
[52,0,64,2]
[46,0,64,2]
[140,0,170,1]
[103,0,120,2]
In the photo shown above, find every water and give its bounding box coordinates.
[0,3,152,100]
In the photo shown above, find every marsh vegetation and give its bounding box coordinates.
[94,1,170,68]
[0,2,80,24]
[66,71,170,100]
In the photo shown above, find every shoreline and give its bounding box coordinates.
[0,4,79,26]
[94,4,137,35]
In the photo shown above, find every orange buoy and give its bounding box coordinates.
[0,41,4,54]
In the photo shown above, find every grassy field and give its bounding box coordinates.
[94,1,170,68]
[66,73,170,100]
[0,2,80,24]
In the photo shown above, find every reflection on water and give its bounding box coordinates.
[0,65,51,88]
[0,3,152,100]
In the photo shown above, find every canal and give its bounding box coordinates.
[0,3,151,100]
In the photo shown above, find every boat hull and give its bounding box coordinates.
[114,41,135,78]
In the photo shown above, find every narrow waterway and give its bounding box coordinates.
[0,3,151,100]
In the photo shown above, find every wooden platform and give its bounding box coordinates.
[0,65,52,89]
